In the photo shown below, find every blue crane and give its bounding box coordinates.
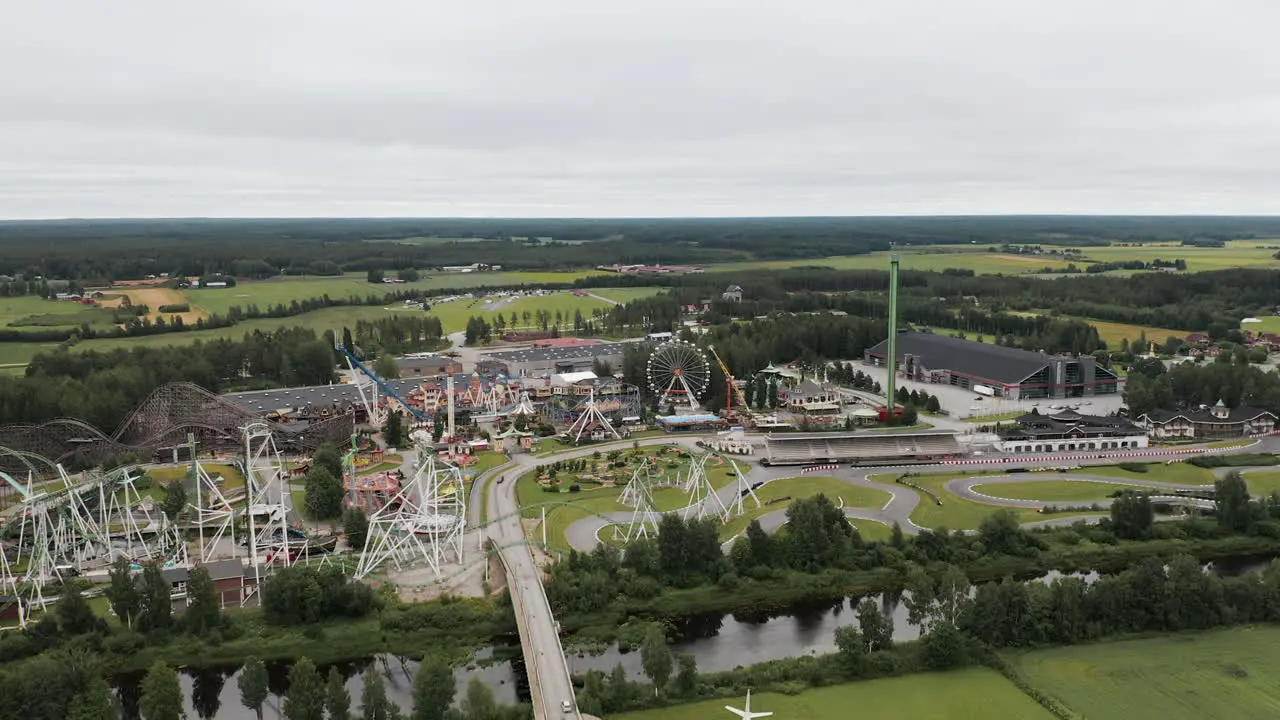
[336,343,430,423]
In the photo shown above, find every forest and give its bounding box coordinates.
[3,215,1280,280]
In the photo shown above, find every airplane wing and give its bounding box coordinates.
[725,707,749,719]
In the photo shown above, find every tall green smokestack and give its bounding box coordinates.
[886,253,900,420]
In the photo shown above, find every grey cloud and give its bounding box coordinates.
[2,0,1280,217]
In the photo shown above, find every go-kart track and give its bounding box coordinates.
[529,436,1280,552]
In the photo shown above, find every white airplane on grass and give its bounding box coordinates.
[726,689,773,719]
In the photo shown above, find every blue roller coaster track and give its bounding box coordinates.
[336,344,430,423]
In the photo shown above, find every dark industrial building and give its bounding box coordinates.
[864,332,1121,400]
[478,342,630,378]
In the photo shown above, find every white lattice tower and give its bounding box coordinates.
[618,457,652,507]
[614,467,660,544]
[243,423,291,581]
[355,453,466,580]
[682,454,730,523]
[97,466,170,565]
[567,389,620,443]
[725,457,762,517]
[187,434,236,562]
[347,351,387,427]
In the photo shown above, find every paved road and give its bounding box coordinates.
[488,455,577,720]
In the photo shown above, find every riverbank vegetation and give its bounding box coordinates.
[0,563,521,720]
[579,553,1280,718]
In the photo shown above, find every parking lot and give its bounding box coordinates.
[853,363,1126,421]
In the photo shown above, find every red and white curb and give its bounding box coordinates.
[801,464,840,473]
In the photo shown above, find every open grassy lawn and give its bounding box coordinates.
[1013,625,1280,720]
[182,271,606,315]
[848,518,893,542]
[587,287,665,304]
[1087,319,1186,346]
[612,668,1055,720]
[1239,470,1280,496]
[467,451,510,478]
[428,292,614,335]
[873,472,1090,530]
[718,476,892,540]
[1085,462,1217,486]
[971,479,1151,503]
[1243,316,1280,335]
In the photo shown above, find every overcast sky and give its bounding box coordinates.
[3,1,1279,219]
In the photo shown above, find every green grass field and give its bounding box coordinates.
[428,292,615,335]
[970,479,1150,503]
[612,668,1055,720]
[587,287,665,304]
[871,472,1091,530]
[1078,240,1280,272]
[0,291,621,367]
[1085,462,1217,486]
[181,270,607,315]
[1238,470,1280,496]
[1014,625,1280,719]
[704,240,1280,278]
[718,476,892,540]
[711,249,1077,275]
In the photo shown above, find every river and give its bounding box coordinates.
[113,645,528,720]
[113,556,1274,717]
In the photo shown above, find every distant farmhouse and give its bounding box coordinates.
[865,331,1122,400]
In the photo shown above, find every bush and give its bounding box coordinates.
[1117,462,1150,473]
[158,303,190,313]
[1189,453,1278,468]
[569,484,581,493]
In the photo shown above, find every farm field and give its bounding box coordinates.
[709,249,1077,275]
[705,240,1280,277]
[1013,625,1280,719]
[612,668,1056,720]
[970,479,1150,503]
[1078,240,1280,272]
[182,270,605,315]
[718,476,892,540]
[111,286,208,325]
[871,472,1093,530]
[0,291,621,366]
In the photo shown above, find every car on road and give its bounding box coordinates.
[561,699,573,713]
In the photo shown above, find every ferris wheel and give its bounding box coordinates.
[646,339,711,412]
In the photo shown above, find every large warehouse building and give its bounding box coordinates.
[864,331,1121,400]
[479,341,629,378]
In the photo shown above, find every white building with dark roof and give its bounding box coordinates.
[1139,400,1277,440]
[864,331,1122,400]
[997,409,1148,454]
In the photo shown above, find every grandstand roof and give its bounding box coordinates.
[479,342,630,364]
[766,429,958,441]
[865,332,1054,385]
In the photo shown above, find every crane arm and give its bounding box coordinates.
[708,345,750,411]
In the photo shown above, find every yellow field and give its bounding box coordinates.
[118,286,209,325]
